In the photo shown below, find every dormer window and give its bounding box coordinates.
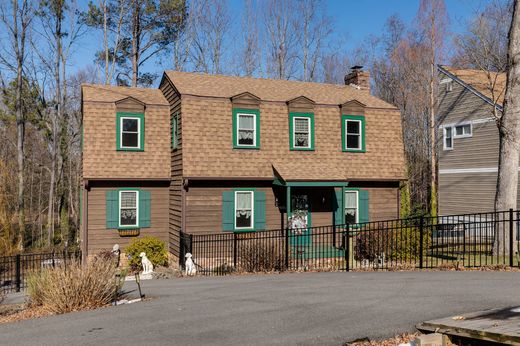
[289,112,315,150]
[232,108,260,149]
[116,112,144,151]
[342,115,366,152]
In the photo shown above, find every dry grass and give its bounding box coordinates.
[27,257,123,314]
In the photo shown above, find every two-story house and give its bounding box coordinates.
[437,65,507,215]
[81,69,405,262]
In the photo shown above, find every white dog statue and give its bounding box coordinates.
[185,253,196,276]
[139,252,154,274]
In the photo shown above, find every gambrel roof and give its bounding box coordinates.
[163,70,396,109]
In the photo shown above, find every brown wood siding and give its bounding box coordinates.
[86,184,169,256]
[439,172,520,215]
[159,78,183,257]
[231,93,261,109]
[367,187,399,221]
[184,184,399,234]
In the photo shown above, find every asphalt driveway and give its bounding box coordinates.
[1,271,519,345]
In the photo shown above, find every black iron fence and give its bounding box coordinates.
[0,250,81,293]
[180,209,520,275]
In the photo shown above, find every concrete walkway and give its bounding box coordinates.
[0,271,519,345]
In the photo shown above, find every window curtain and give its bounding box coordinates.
[236,192,252,218]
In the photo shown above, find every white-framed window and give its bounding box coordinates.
[119,190,139,227]
[345,119,362,150]
[443,126,453,150]
[293,117,311,148]
[237,113,256,147]
[454,123,472,138]
[344,190,359,224]
[234,191,254,229]
[120,117,141,149]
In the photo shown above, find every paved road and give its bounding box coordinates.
[1,271,519,346]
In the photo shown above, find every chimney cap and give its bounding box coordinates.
[350,65,364,71]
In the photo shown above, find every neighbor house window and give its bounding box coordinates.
[454,123,472,138]
[116,113,144,151]
[233,109,260,149]
[444,126,453,150]
[344,190,359,224]
[342,115,365,152]
[289,113,314,150]
[119,190,139,227]
[235,191,254,229]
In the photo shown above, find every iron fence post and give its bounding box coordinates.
[332,223,336,248]
[345,224,350,272]
[233,233,238,269]
[510,208,514,267]
[15,254,21,292]
[285,228,289,270]
[419,216,424,269]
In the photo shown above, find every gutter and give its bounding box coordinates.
[82,179,89,264]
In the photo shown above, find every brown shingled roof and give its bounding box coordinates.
[82,84,169,106]
[441,66,506,105]
[163,71,396,109]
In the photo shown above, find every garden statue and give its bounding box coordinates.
[112,244,121,267]
[184,253,197,276]
[139,252,154,274]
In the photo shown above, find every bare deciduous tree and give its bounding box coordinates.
[262,0,298,79]
[416,0,449,217]
[0,0,35,249]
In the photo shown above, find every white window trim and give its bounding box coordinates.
[234,190,254,230]
[118,190,139,228]
[453,122,472,138]
[292,116,311,149]
[120,116,141,149]
[443,126,453,151]
[345,119,362,150]
[344,190,359,224]
[236,112,257,147]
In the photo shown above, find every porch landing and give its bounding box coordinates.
[417,306,520,345]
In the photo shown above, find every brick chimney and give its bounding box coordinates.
[344,66,370,93]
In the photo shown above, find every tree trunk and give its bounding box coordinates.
[13,0,26,250]
[494,0,520,255]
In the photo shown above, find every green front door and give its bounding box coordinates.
[289,194,312,246]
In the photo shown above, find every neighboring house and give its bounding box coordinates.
[81,69,405,261]
[437,65,507,215]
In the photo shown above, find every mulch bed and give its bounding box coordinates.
[345,333,420,346]
[0,303,54,324]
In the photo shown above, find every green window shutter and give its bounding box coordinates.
[359,189,369,223]
[222,191,235,231]
[254,191,266,230]
[334,188,343,225]
[139,190,151,228]
[105,190,119,229]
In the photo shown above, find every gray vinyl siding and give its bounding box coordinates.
[437,69,505,215]
[439,120,498,170]
[439,172,520,215]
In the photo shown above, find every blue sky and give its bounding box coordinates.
[71,0,494,80]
